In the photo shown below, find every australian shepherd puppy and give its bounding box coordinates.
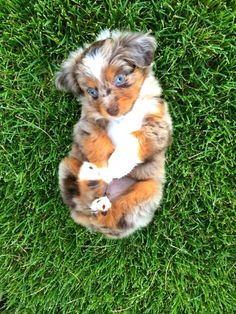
[56,29,172,239]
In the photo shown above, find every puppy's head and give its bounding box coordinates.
[56,30,156,119]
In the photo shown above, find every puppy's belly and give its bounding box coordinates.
[105,177,136,201]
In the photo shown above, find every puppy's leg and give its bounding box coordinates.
[78,161,106,203]
[79,129,115,168]
[59,157,106,209]
[97,179,158,228]
[59,157,82,209]
[78,178,159,230]
[107,134,142,179]
[106,101,172,179]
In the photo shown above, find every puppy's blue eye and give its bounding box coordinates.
[114,74,126,87]
[87,88,98,98]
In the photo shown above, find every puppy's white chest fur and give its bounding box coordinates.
[107,110,143,147]
[106,95,158,179]
[107,75,160,146]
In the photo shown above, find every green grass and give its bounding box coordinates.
[1,0,235,313]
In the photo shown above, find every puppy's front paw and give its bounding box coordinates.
[79,162,101,182]
[107,135,142,179]
[90,196,111,216]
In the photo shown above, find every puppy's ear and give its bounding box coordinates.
[118,32,156,68]
[55,48,83,96]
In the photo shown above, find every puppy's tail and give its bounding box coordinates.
[58,158,81,209]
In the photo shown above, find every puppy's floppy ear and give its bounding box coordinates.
[118,32,157,68]
[55,48,83,96]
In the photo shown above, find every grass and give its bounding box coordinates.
[1,0,235,312]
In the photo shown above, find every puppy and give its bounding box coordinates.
[56,30,172,239]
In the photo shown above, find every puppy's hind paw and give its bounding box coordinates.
[90,196,111,216]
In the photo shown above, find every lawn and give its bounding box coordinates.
[1,0,235,313]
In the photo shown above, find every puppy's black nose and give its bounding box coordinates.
[107,105,119,116]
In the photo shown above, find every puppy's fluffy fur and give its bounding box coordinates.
[56,30,172,239]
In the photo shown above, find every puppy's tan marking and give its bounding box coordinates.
[85,77,97,89]
[104,64,118,81]
[62,157,81,176]
[132,129,154,161]
[81,129,115,167]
